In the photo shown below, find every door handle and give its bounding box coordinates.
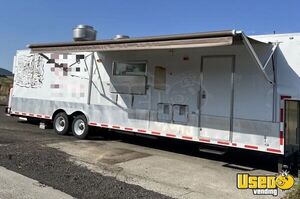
[202,90,206,99]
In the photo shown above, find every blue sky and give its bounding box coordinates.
[0,0,299,71]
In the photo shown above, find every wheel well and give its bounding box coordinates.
[52,109,66,120]
[71,111,86,118]
[52,110,86,121]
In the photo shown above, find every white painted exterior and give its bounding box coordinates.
[8,32,300,155]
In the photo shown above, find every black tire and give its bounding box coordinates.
[53,112,69,135]
[72,115,89,139]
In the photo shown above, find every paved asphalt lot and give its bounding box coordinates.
[0,105,286,199]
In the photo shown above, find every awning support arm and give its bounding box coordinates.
[262,43,278,70]
[240,32,277,84]
[87,52,95,105]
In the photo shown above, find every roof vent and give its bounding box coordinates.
[113,34,130,40]
[73,25,97,41]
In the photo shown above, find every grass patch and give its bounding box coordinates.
[0,77,13,96]
[0,77,13,104]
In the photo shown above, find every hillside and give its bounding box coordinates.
[0,68,13,77]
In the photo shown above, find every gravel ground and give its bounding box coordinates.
[0,141,171,199]
[0,106,172,199]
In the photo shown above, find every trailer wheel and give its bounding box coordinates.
[72,115,89,139]
[53,112,69,135]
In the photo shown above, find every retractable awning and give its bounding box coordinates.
[28,30,277,84]
[28,30,265,53]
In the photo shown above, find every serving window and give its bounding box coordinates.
[110,61,147,95]
[113,62,146,76]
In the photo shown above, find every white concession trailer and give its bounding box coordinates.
[6,26,300,169]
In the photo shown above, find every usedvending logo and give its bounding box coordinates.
[237,171,295,196]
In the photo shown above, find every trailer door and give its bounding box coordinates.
[200,56,234,141]
[285,100,300,153]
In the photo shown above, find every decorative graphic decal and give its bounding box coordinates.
[15,54,45,88]
[46,53,87,78]
[15,52,90,100]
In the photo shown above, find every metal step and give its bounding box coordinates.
[199,148,227,155]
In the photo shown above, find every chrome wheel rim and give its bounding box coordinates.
[74,119,85,136]
[55,116,66,132]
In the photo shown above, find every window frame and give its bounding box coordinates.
[112,61,147,77]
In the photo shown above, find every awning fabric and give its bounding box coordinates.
[30,37,233,53]
[28,30,267,53]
